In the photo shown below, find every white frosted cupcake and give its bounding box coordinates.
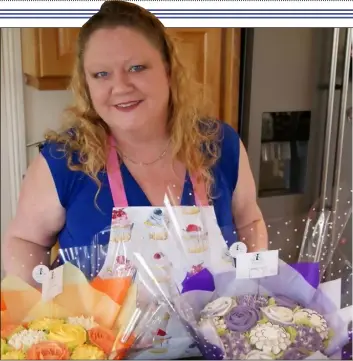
[182,224,208,253]
[111,209,133,242]
[145,208,168,240]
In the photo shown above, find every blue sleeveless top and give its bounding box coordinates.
[41,122,240,252]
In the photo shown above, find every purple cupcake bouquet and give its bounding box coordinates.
[172,260,350,360]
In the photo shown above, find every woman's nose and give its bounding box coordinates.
[111,71,134,95]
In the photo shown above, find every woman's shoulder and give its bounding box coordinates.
[218,121,240,155]
[40,128,80,166]
[40,130,87,208]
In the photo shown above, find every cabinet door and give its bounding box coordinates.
[21,28,79,90]
[166,28,222,119]
[39,28,79,77]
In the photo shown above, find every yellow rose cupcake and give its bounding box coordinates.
[1,350,26,359]
[28,317,64,331]
[71,344,105,360]
[47,324,86,350]
[1,338,10,355]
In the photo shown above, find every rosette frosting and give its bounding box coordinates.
[1,350,26,360]
[8,329,47,351]
[249,322,291,355]
[1,338,8,355]
[26,341,70,360]
[67,316,98,331]
[293,309,328,339]
[28,317,64,331]
[225,306,260,332]
[47,324,86,350]
[261,306,294,325]
[71,344,105,360]
[201,297,235,318]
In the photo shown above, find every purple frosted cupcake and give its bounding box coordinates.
[236,294,269,310]
[292,325,324,352]
[220,331,252,359]
[283,347,309,360]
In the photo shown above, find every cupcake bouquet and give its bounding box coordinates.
[163,260,349,360]
[0,261,160,360]
[0,315,135,360]
[197,294,332,360]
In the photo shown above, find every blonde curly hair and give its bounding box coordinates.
[46,0,221,203]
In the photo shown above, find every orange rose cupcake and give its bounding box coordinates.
[26,341,69,360]
[88,325,115,355]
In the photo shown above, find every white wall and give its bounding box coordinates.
[1,83,11,280]
[24,85,73,163]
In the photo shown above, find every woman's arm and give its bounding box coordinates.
[231,140,268,252]
[2,154,65,286]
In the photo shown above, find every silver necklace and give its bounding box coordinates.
[119,139,171,166]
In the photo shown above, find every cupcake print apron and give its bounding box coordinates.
[102,136,236,359]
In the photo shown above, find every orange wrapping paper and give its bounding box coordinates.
[0,262,139,359]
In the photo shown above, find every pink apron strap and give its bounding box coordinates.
[107,135,209,207]
[106,136,129,207]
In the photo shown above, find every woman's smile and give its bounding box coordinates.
[114,100,143,112]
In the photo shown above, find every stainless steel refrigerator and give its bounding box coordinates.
[239,28,352,307]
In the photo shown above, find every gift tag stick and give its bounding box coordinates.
[41,265,64,302]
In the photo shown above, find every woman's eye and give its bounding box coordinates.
[129,65,146,73]
[94,71,108,78]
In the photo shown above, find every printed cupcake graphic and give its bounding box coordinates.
[182,224,208,253]
[106,255,136,278]
[110,209,133,242]
[144,208,168,240]
[150,252,173,284]
[149,313,171,354]
[182,206,200,215]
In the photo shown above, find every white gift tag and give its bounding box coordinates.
[32,265,50,284]
[229,242,247,257]
[42,265,64,301]
[235,250,279,279]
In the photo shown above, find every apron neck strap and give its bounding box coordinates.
[106,135,129,207]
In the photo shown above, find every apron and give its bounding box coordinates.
[103,136,235,359]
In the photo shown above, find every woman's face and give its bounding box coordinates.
[83,26,170,133]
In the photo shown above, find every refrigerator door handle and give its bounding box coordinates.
[319,28,340,212]
[330,28,352,245]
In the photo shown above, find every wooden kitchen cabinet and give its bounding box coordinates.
[21,28,80,90]
[21,27,241,130]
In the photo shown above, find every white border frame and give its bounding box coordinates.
[1,28,27,217]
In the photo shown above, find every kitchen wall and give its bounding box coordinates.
[24,84,73,164]
[1,86,11,279]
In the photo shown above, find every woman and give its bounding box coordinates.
[3,0,268,285]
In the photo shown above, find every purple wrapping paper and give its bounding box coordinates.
[290,262,320,289]
[181,268,215,293]
[174,260,348,360]
[180,261,320,294]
